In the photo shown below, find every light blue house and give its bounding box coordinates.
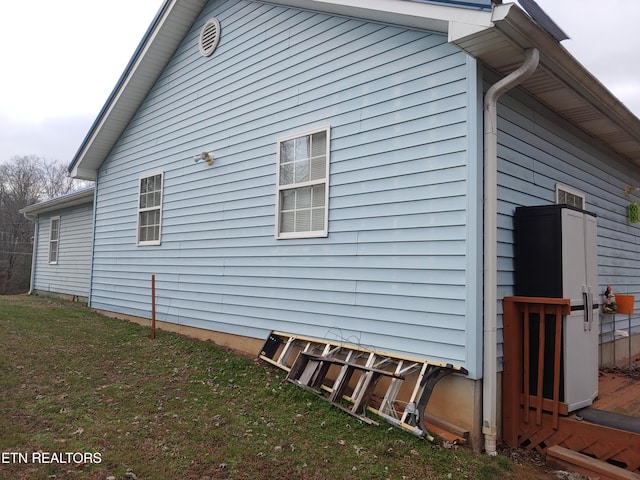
[66,0,640,451]
[20,187,95,301]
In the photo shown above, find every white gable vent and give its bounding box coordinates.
[199,18,221,57]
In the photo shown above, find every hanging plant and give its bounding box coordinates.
[628,202,640,223]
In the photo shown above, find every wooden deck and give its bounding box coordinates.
[595,364,640,417]
[503,297,640,480]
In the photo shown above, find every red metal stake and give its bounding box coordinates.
[151,274,156,340]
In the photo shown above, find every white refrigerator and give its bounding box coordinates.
[514,204,599,412]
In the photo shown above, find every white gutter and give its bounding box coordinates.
[482,47,539,455]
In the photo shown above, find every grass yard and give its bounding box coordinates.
[0,295,558,480]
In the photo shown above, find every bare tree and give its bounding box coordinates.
[0,155,91,293]
[40,159,78,199]
[1,155,81,201]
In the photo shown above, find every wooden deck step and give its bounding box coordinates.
[423,412,468,445]
[546,446,640,480]
[423,421,466,446]
[578,407,640,434]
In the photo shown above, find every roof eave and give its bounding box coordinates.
[450,3,640,165]
[19,187,95,218]
[262,0,493,32]
[67,0,494,180]
[68,0,208,180]
[69,0,640,178]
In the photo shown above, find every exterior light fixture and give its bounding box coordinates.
[194,152,214,166]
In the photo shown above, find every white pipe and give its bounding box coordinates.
[482,48,539,455]
[23,212,39,295]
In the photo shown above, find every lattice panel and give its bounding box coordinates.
[517,408,640,474]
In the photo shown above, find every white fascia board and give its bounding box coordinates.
[447,19,492,41]
[448,2,511,43]
[263,0,493,33]
[69,0,206,181]
[69,165,98,182]
[19,187,95,217]
[69,4,172,181]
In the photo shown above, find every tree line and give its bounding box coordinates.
[0,155,90,294]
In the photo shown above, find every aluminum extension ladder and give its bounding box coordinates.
[259,331,469,440]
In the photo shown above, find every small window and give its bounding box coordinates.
[276,127,330,238]
[556,184,585,210]
[49,217,60,264]
[137,172,163,245]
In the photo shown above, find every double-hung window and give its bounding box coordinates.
[276,127,330,238]
[49,216,60,264]
[137,172,163,245]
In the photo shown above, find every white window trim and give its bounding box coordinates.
[137,171,164,246]
[49,216,60,264]
[555,184,585,209]
[275,126,331,239]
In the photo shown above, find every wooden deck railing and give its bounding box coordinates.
[503,297,640,476]
[502,296,571,447]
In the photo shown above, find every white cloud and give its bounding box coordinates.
[0,0,162,163]
[0,112,95,163]
[0,0,162,122]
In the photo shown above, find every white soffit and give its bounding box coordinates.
[69,0,208,180]
[450,3,640,165]
[70,0,640,178]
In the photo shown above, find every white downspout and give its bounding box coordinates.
[23,212,39,295]
[483,48,539,455]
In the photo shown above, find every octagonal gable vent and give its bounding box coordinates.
[199,18,221,57]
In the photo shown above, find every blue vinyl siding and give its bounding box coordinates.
[33,203,93,298]
[91,0,477,372]
[496,77,640,366]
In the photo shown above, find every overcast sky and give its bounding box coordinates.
[0,0,163,165]
[0,0,639,165]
